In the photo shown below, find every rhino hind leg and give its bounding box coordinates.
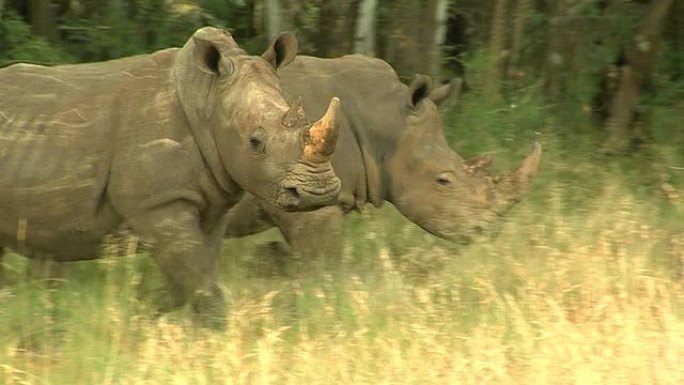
[126,202,227,329]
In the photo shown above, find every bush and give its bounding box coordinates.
[0,11,73,66]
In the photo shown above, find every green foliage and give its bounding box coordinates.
[57,1,207,62]
[0,11,73,65]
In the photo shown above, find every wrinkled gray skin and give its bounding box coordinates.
[0,27,343,328]
[223,55,541,259]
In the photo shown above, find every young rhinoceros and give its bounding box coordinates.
[0,27,342,328]
[223,55,541,257]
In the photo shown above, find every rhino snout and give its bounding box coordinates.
[277,176,341,211]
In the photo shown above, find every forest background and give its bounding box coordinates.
[1,1,684,384]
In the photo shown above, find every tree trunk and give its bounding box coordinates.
[28,0,59,43]
[509,0,531,81]
[264,0,283,40]
[382,0,440,79]
[542,0,568,102]
[354,0,377,55]
[430,0,450,77]
[263,0,297,41]
[316,0,360,57]
[601,0,675,154]
[484,0,508,101]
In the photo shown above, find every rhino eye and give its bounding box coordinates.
[249,127,267,155]
[435,173,453,187]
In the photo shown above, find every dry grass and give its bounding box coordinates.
[1,171,684,384]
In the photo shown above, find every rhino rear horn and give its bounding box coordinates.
[493,142,542,211]
[303,97,341,162]
[282,97,306,127]
[464,153,494,176]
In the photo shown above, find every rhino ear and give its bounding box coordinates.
[408,74,434,109]
[262,32,298,69]
[192,28,238,76]
[429,78,463,109]
[193,36,222,75]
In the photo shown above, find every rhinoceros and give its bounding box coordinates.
[0,27,343,328]
[223,54,541,258]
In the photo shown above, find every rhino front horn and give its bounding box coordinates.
[493,142,542,212]
[303,97,341,162]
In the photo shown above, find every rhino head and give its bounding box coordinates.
[387,75,541,243]
[174,27,341,211]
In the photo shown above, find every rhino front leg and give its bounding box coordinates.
[224,193,277,238]
[0,248,5,287]
[127,202,227,329]
[26,257,65,288]
[266,204,345,270]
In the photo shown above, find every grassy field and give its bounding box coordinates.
[1,95,683,384]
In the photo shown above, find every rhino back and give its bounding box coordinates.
[279,55,405,119]
[279,55,408,209]
[0,49,181,258]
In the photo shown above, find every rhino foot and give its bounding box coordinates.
[151,287,187,315]
[247,241,292,277]
[190,285,227,330]
[16,325,68,356]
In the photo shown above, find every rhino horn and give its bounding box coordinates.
[303,97,341,162]
[282,97,306,127]
[492,142,542,212]
[464,153,494,176]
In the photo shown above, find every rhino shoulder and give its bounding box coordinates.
[109,137,204,212]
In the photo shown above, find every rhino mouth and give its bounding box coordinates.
[422,214,500,245]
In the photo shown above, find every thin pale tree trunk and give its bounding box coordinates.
[602,0,675,154]
[264,0,293,40]
[430,0,449,77]
[264,0,282,40]
[354,0,377,55]
[509,0,531,76]
[485,0,507,101]
[542,0,568,102]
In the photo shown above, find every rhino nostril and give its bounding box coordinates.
[284,186,300,200]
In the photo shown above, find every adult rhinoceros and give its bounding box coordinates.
[0,27,343,328]
[223,54,541,258]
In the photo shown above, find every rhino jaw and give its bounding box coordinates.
[302,97,341,163]
[493,142,542,213]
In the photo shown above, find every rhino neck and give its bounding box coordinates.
[172,46,235,195]
[343,113,389,209]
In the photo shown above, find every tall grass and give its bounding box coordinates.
[1,95,683,384]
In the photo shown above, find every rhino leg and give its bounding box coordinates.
[0,249,63,287]
[265,204,345,271]
[25,257,65,288]
[224,193,277,238]
[224,195,344,274]
[0,248,5,287]
[127,202,227,329]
